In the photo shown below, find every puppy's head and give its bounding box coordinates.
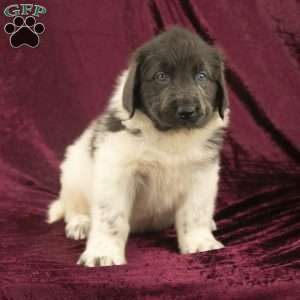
[123,27,228,131]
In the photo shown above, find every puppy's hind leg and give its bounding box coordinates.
[48,185,91,240]
[47,198,65,224]
[64,187,90,240]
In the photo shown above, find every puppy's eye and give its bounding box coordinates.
[155,72,169,82]
[195,71,207,82]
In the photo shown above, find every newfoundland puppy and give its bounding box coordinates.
[47,27,229,267]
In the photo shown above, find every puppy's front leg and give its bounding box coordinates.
[78,165,135,267]
[176,164,224,254]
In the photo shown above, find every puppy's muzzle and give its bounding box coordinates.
[174,96,203,123]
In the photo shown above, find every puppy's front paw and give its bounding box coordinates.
[77,249,126,267]
[179,232,224,254]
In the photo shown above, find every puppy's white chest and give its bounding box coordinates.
[130,153,194,232]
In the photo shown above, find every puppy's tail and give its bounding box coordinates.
[47,199,65,224]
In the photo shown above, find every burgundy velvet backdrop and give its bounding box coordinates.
[1,0,299,299]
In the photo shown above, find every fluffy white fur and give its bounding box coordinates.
[47,70,229,267]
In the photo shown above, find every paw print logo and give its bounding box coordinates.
[4,16,45,48]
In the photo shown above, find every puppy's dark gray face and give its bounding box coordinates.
[123,27,228,131]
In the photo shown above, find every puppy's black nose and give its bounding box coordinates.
[176,106,199,121]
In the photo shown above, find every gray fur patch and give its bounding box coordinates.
[105,110,126,132]
[89,118,104,158]
[126,128,142,136]
[89,110,127,158]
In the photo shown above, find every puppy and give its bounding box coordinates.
[47,27,229,267]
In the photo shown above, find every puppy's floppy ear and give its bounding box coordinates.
[215,51,229,119]
[122,58,140,118]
